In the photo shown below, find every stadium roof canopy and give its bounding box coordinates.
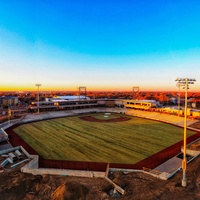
[54,96,90,100]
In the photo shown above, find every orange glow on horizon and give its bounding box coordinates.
[1,83,199,92]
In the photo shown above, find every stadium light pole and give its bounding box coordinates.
[176,82,181,117]
[8,107,11,124]
[133,86,139,100]
[175,78,196,187]
[35,84,41,114]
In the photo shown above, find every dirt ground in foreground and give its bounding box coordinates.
[0,155,199,200]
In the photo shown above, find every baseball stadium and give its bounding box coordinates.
[2,96,200,180]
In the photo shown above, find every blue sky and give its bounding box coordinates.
[0,0,200,91]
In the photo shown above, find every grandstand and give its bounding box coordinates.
[29,98,160,112]
[28,96,200,120]
[29,98,99,112]
[125,109,197,126]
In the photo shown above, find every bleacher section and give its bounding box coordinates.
[126,109,197,127]
[19,107,199,128]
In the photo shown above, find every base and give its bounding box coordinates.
[182,179,187,187]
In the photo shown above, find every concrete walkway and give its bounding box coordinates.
[154,156,182,173]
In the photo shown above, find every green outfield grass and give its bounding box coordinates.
[14,113,196,164]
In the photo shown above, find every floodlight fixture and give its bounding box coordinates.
[78,86,87,100]
[133,86,139,100]
[176,82,182,117]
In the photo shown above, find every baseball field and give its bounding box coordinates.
[14,112,196,164]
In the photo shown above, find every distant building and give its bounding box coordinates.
[123,99,159,110]
[1,96,19,106]
[0,97,2,105]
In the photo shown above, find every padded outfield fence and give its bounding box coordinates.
[6,125,200,171]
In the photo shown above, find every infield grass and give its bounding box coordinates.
[14,113,196,164]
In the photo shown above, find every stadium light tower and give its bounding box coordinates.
[175,78,196,187]
[35,84,42,114]
[176,82,181,117]
[133,86,139,100]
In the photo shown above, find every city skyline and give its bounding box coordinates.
[0,1,200,92]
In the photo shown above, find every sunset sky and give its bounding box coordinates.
[0,1,200,92]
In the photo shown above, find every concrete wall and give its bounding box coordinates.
[1,128,8,137]
[182,148,200,157]
[20,146,106,178]
[2,122,14,130]
[20,146,39,169]
[22,167,105,178]
[0,146,20,154]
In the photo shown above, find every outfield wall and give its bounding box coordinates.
[39,159,108,172]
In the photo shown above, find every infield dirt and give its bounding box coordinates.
[79,115,131,122]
